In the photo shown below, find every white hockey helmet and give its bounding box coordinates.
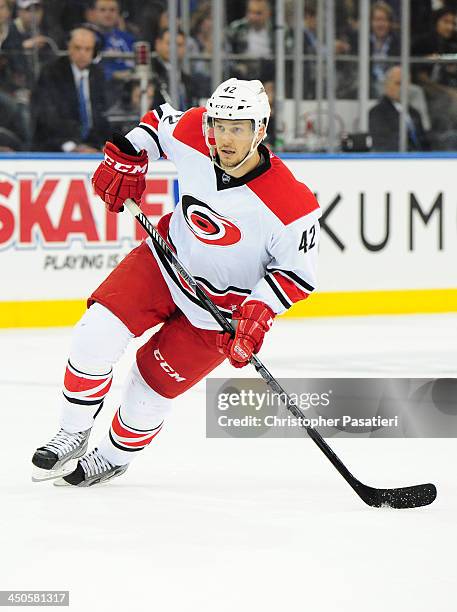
[204,78,271,169]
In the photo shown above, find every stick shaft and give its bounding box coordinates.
[124,199,437,509]
[124,199,362,486]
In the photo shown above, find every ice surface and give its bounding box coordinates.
[0,314,456,612]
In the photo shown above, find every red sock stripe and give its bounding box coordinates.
[64,366,113,398]
[113,428,162,448]
[85,379,113,398]
[110,408,163,449]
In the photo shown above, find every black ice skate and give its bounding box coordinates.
[53,448,128,487]
[32,428,91,482]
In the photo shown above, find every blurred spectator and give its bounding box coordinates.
[412,7,457,61]
[2,0,58,89]
[369,66,428,151]
[0,0,28,151]
[140,1,167,48]
[0,0,16,92]
[301,4,318,99]
[188,1,212,98]
[46,0,87,35]
[369,1,401,98]
[227,0,273,55]
[108,78,154,133]
[336,0,358,38]
[32,26,110,151]
[260,68,276,147]
[226,0,273,79]
[93,0,135,81]
[117,0,148,37]
[285,0,359,99]
[0,126,23,151]
[412,8,457,148]
[152,28,197,110]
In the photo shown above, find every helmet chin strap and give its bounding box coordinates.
[204,115,264,173]
[213,130,262,173]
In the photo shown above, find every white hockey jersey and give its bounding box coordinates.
[126,104,321,330]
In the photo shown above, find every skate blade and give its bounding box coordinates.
[53,466,129,488]
[53,477,73,487]
[32,461,77,482]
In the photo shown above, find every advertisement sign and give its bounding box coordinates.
[0,158,177,302]
[0,154,456,325]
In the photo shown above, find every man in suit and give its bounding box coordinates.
[32,26,110,152]
[369,66,429,152]
[151,28,197,111]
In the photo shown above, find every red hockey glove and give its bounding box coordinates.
[217,301,275,368]
[92,141,148,213]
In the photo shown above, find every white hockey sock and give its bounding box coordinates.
[98,362,171,466]
[60,303,134,433]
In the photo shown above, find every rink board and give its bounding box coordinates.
[0,153,455,327]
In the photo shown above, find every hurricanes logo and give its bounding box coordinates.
[181,195,241,246]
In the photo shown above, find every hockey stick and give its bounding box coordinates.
[125,199,437,509]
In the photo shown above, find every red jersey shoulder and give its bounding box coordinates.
[248,153,319,225]
[140,108,160,131]
[173,107,209,157]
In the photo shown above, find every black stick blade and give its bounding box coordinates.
[358,483,437,509]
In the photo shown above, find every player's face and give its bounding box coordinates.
[213,119,256,168]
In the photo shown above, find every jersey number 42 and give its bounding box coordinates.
[299,225,316,254]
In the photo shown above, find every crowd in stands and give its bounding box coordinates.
[1,0,457,152]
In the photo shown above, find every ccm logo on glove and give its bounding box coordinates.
[104,154,147,175]
[217,300,275,368]
[92,141,148,213]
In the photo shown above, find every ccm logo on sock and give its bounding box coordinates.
[153,349,186,382]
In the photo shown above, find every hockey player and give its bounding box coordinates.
[31,78,321,487]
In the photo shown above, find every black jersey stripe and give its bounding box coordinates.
[139,124,165,157]
[267,268,315,293]
[265,275,293,309]
[194,276,251,297]
[153,243,233,316]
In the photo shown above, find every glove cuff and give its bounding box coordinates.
[238,300,275,331]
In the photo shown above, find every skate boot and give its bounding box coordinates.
[32,428,90,482]
[54,448,128,487]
